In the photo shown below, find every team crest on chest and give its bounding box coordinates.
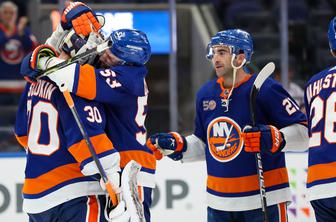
[207,117,243,162]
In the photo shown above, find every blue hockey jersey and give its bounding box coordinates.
[0,24,37,79]
[56,64,156,188]
[304,66,336,201]
[15,80,119,213]
[194,74,307,211]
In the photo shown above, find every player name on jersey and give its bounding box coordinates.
[305,71,336,104]
[27,80,57,101]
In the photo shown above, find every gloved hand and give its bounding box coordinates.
[20,44,58,83]
[105,198,130,222]
[242,124,286,155]
[146,132,187,161]
[61,2,101,37]
[62,30,104,64]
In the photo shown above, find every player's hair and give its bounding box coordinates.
[0,1,18,14]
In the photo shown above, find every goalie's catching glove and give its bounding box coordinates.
[146,132,187,161]
[61,2,101,37]
[242,124,286,154]
[20,44,58,83]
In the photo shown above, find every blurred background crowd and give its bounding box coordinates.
[0,0,335,153]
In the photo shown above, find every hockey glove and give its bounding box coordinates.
[20,44,58,83]
[62,30,104,64]
[61,2,101,37]
[104,198,130,222]
[146,132,187,161]
[242,124,286,155]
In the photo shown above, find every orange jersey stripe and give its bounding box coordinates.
[279,202,287,222]
[207,167,289,193]
[15,134,28,148]
[119,150,156,170]
[23,163,83,195]
[77,64,96,100]
[88,195,99,222]
[307,161,336,184]
[68,134,114,164]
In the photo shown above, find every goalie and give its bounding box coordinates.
[19,2,154,222]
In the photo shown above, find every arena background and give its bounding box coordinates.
[0,0,334,221]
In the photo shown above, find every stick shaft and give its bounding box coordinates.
[37,41,111,79]
[62,90,118,206]
[249,62,276,222]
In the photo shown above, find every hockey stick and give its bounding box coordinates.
[37,40,111,79]
[121,160,146,222]
[59,83,119,207]
[249,62,275,222]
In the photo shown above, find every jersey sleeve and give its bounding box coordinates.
[72,64,147,104]
[14,83,30,148]
[257,79,307,129]
[193,92,207,143]
[57,95,120,176]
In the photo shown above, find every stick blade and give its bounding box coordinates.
[121,160,145,222]
[253,62,275,90]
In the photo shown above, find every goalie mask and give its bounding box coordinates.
[206,29,253,64]
[108,29,151,66]
[328,16,336,52]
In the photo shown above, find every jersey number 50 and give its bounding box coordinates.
[309,92,336,147]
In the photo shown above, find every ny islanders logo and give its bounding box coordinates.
[1,39,24,64]
[207,117,243,162]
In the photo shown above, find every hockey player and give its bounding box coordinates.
[146,29,309,222]
[34,3,154,220]
[303,17,336,221]
[15,44,128,221]
[21,26,154,221]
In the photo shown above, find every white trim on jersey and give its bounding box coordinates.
[308,181,336,201]
[281,123,309,152]
[182,134,206,162]
[81,153,120,177]
[23,181,105,214]
[207,187,291,211]
[137,171,155,188]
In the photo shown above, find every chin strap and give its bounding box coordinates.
[224,54,247,101]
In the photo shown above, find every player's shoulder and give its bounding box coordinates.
[307,66,336,85]
[111,65,148,78]
[107,65,147,96]
[196,78,218,98]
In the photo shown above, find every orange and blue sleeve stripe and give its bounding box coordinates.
[68,133,116,170]
[119,150,156,174]
[15,134,28,149]
[73,64,97,100]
